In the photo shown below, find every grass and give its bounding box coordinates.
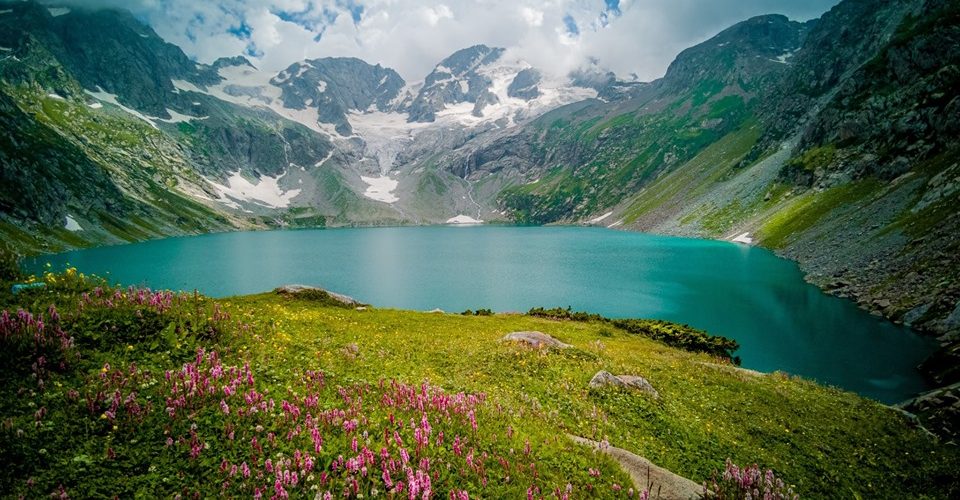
[1,268,958,498]
[758,180,883,249]
[621,123,761,225]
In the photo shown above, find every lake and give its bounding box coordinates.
[26,225,935,403]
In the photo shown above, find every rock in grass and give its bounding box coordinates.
[589,370,625,389]
[618,375,660,399]
[589,370,659,398]
[502,331,571,349]
[569,435,700,499]
[275,284,364,308]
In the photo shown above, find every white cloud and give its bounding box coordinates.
[49,0,840,82]
[520,7,543,27]
[422,4,453,27]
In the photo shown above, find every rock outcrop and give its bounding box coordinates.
[589,371,660,398]
[569,435,701,500]
[897,381,960,444]
[274,284,364,308]
[502,331,571,349]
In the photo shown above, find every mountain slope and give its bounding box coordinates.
[408,1,960,382]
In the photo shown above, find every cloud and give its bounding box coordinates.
[520,7,543,28]
[422,4,453,27]
[45,0,840,81]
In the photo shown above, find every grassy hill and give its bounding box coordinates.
[1,261,958,498]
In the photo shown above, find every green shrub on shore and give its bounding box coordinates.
[528,306,740,361]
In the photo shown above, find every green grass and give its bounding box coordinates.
[622,123,761,225]
[1,270,957,498]
[758,180,882,249]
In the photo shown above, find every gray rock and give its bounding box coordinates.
[507,68,541,100]
[274,284,363,307]
[618,375,661,398]
[589,371,660,398]
[270,57,405,135]
[502,331,571,349]
[569,435,700,499]
[944,301,960,332]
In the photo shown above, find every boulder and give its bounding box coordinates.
[618,376,661,399]
[589,370,660,398]
[589,370,625,389]
[569,435,700,500]
[274,284,363,307]
[502,331,571,349]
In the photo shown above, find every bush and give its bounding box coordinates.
[610,319,740,361]
[462,308,494,316]
[527,307,740,360]
[528,306,605,322]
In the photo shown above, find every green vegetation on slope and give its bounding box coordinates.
[499,87,756,224]
[1,264,957,498]
[621,123,761,228]
[758,180,883,249]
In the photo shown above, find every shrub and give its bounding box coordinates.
[528,307,740,360]
[462,309,494,316]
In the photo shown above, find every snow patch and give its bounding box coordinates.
[47,7,70,17]
[0,10,13,15]
[88,102,103,109]
[349,110,431,172]
[313,150,333,168]
[586,211,613,224]
[359,175,399,203]
[64,215,82,232]
[730,232,754,245]
[158,108,207,124]
[173,66,329,136]
[417,58,597,129]
[47,93,65,100]
[607,219,624,228]
[446,215,483,224]
[208,171,301,209]
[85,87,158,129]
[771,51,794,64]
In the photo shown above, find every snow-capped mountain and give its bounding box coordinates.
[155,42,598,216]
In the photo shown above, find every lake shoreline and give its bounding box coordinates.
[21,225,937,404]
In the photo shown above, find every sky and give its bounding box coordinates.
[48,0,841,82]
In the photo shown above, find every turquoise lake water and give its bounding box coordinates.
[26,225,936,403]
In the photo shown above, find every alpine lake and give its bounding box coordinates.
[26,225,936,403]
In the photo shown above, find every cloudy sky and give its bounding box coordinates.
[53,0,840,81]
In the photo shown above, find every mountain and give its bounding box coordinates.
[270,57,405,135]
[1,0,959,384]
[441,1,960,345]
